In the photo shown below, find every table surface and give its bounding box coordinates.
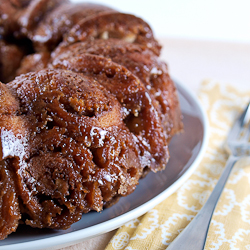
[49,37,250,250]
[160,38,250,93]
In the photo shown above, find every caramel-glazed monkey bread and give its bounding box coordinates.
[0,0,183,240]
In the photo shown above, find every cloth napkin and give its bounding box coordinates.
[104,80,250,250]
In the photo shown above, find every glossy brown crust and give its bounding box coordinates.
[19,0,67,32]
[27,3,116,51]
[0,82,28,240]
[51,52,168,171]
[17,51,51,75]
[18,0,69,37]
[53,39,183,139]
[0,69,142,233]
[0,40,25,83]
[0,0,31,37]
[0,82,19,115]
[0,160,21,240]
[64,12,162,56]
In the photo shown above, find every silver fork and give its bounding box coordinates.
[166,102,250,250]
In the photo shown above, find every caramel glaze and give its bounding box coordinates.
[0,83,27,240]
[0,69,142,237]
[53,39,183,140]
[63,12,162,56]
[16,51,51,76]
[0,1,115,82]
[51,52,169,172]
[0,160,21,241]
[25,2,116,52]
[0,40,25,83]
[0,0,31,37]
[18,0,69,37]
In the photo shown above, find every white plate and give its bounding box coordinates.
[0,80,209,250]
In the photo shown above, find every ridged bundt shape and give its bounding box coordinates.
[0,0,183,240]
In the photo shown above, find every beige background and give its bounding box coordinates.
[72,0,250,43]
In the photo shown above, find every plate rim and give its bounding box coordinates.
[1,80,209,250]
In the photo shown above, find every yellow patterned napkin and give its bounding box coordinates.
[105,80,250,250]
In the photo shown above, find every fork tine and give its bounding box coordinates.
[239,102,250,142]
[242,102,250,125]
[227,102,250,142]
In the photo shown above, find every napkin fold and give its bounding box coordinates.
[105,80,250,250]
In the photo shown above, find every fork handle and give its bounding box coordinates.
[166,155,238,250]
